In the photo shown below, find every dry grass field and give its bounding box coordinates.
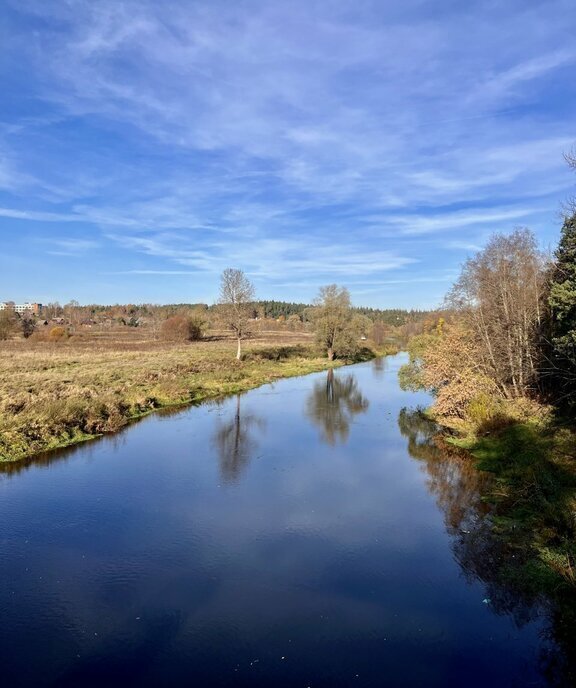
[0,328,358,463]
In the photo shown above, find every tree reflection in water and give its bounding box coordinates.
[306,368,369,445]
[398,407,576,686]
[371,356,386,380]
[212,393,265,483]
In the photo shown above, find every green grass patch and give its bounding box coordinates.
[463,422,576,591]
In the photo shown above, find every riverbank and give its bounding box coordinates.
[432,411,576,591]
[399,342,576,598]
[0,335,381,463]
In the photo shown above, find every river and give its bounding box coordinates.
[0,353,565,686]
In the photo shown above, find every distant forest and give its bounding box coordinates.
[249,301,429,324]
[139,301,430,325]
[71,301,430,324]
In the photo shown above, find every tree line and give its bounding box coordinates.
[401,156,576,422]
[0,283,431,354]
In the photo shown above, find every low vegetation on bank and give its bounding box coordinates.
[452,423,576,586]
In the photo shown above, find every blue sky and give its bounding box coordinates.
[1,0,575,308]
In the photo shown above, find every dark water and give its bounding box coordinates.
[0,354,562,686]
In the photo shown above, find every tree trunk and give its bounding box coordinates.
[327,347,334,361]
[326,368,335,401]
[236,337,242,360]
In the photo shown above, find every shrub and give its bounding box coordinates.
[287,314,302,331]
[0,311,18,340]
[49,326,68,341]
[161,315,204,342]
[467,392,502,426]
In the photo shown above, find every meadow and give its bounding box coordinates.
[0,327,363,463]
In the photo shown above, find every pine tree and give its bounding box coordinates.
[547,212,576,405]
[549,214,576,352]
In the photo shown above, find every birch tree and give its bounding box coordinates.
[218,268,255,360]
[447,229,546,398]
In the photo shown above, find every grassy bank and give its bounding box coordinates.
[0,333,379,463]
[443,416,576,590]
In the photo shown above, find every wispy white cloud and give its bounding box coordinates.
[106,231,417,281]
[466,50,576,108]
[45,238,100,256]
[0,207,83,222]
[444,240,484,252]
[382,206,540,236]
[0,0,574,306]
[109,270,198,275]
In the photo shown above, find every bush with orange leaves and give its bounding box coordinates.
[400,321,500,422]
[160,314,204,342]
[48,326,68,341]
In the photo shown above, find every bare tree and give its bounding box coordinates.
[44,302,63,320]
[218,268,255,360]
[447,228,547,398]
[565,146,576,171]
[564,145,576,213]
[371,320,388,346]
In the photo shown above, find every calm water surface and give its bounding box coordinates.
[0,354,559,686]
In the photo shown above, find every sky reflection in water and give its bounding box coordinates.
[0,354,561,687]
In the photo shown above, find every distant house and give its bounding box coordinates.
[0,302,42,315]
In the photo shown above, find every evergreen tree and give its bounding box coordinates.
[547,212,576,405]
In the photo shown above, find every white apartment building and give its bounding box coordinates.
[0,302,42,315]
